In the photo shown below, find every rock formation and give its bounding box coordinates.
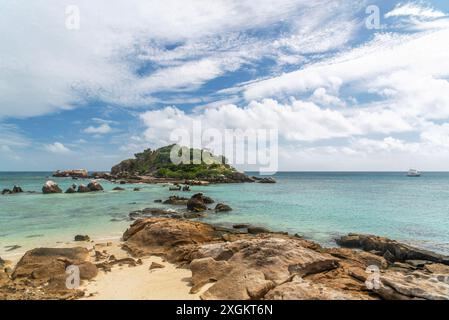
[53,169,88,178]
[42,181,62,194]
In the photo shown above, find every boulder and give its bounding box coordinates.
[215,203,233,212]
[42,181,62,194]
[2,189,12,195]
[74,235,90,242]
[191,193,214,204]
[87,180,103,192]
[122,217,218,258]
[182,185,190,191]
[12,247,97,281]
[336,234,449,265]
[133,188,141,191]
[113,187,125,191]
[187,198,207,212]
[53,169,88,178]
[77,184,90,193]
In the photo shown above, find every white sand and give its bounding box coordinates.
[78,241,205,300]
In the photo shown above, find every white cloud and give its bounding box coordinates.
[83,123,112,134]
[0,0,361,119]
[44,142,72,154]
[385,2,446,19]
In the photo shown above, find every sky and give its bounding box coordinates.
[1,0,449,171]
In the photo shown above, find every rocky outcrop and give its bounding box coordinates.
[121,217,449,300]
[122,218,219,258]
[336,234,449,265]
[53,169,88,178]
[42,181,62,194]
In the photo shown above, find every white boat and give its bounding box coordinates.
[407,169,421,177]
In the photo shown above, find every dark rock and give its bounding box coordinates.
[113,187,125,191]
[119,180,126,185]
[154,199,162,203]
[169,185,182,191]
[2,189,11,195]
[42,181,62,194]
[257,177,276,184]
[247,226,270,234]
[163,195,189,205]
[215,203,232,212]
[74,235,90,242]
[133,188,141,191]
[77,184,90,193]
[182,185,190,191]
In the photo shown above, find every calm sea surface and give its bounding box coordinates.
[1,172,449,258]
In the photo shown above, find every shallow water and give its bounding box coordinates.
[1,172,449,257]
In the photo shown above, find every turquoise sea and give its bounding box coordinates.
[1,172,449,258]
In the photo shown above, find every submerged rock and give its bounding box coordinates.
[113,187,125,191]
[12,185,23,193]
[74,235,90,242]
[42,181,62,194]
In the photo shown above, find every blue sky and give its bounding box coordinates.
[2,0,449,171]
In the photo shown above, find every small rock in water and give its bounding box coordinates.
[233,224,250,229]
[154,199,162,203]
[74,235,90,242]
[149,262,165,270]
[133,188,141,191]
[12,185,23,193]
[113,187,125,191]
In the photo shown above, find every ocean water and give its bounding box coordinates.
[1,172,449,258]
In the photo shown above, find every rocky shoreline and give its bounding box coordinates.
[1,210,448,300]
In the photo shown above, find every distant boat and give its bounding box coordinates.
[407,169,421,177]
